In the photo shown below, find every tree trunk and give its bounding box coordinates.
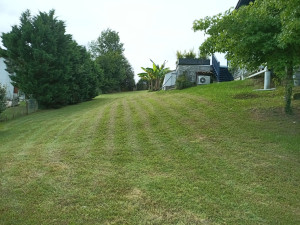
[158,78,161,90]
[148,79,152,91]
[285,62,294,114]
[150,79,154,91]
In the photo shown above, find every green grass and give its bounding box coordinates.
[0,80,299,224]
[0,101,27,121]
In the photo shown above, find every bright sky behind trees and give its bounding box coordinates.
[0,0,238,80]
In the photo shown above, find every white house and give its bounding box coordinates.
[0,57,17,100]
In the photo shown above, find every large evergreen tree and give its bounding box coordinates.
[67,41,100,104]
[1,10,99,108]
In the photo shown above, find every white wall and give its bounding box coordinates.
[0,58,14,100]
[162,72,177,90]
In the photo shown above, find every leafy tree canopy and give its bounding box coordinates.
[193,0,300,113]
[176,49,197,59]
[89,28,124,58]
[1,10,99,108]
[176,49,208,60]
[136,78,149,91]
[90,29,135,93]
[138,60,170,91]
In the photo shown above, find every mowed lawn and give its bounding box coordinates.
[0,80,299,224]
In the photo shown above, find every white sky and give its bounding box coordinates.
[0,0,238,81]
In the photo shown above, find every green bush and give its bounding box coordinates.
[0,84,6,114]
[175,75,194,90]
[136,78,149,91]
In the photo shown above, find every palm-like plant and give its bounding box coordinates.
[138,60,170,91]
[138,67,155,91]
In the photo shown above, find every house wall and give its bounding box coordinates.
[0,58,14,100]
[162,72,177,90]
[177,65,211,83]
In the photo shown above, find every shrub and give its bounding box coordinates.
[0,84,6,114]
[136,79,149,91]
[175,75,194,90]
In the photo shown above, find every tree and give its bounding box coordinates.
[95,51,126,93]
[138,66,155,91]
[176,49,197,60]
[151,60,170,91]
[0,84,6,114]
[138,60,170,91]
[120,58,136,91]
[176,49,209,61]
[67,42,100,104]
[89,28,124,58]
[136,78,149,91]
[1,10,99,108]
[193,0,300,113]
[1,10,72,108]
[89,29,135,93]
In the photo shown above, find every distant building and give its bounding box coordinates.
[0,57,16,100]
[162,55,233,90]
[176,58,212,83]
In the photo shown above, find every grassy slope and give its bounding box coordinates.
[0,80,299,224]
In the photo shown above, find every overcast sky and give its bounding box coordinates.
[0,0,238,81]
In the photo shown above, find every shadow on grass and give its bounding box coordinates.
[0,96,115,139]
[233,92,261,99]
[0,96,114,124]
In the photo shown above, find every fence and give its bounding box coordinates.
[0,99,38,121]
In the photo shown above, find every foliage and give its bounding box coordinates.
[119,58,136,92]
[138,60,170,91]
[175,73,194,90]
[193,0,300,113]
[0,100,28,121]
[0,84,6,114]
[89,29,135,93]
[176,49,208,60]
[67,41,101,104]
[89,28,124,58]
[176,49,196,59]
[1,10,99,108]
[136,78,149,91]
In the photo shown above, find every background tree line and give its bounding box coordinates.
[0,10,135,109]
[89,28,135,93]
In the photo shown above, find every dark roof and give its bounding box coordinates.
[178,58,210,65]
[196,71,214,76]
[235,0,254,9]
